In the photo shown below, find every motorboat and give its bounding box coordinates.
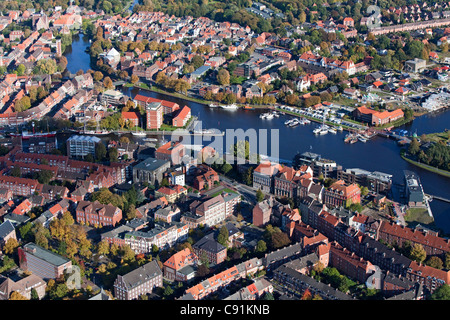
[221,104,238,110]
[328,127,337,134]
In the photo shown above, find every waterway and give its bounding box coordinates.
[63,33,92,74]
[65,34,450,234]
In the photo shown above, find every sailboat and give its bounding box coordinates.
[132,119,146,136]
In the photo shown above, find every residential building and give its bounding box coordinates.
[193,233,227,265]
[114,260,163,300]
[155,141,185,165]
[145,102,163,130]
[163,248,198,282]
[192,164,219,191]
[172,106,191,127]
[252,161,282,193]
[66,135,102,159]
[0,274,46,300]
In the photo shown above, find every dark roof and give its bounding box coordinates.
[193,233,226,254]
[0,220,15,240]
[133,157,169,172]
[119,260,162,290]
[275,264,354,300]
[263,243,303,267]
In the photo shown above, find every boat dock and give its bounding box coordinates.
[425,194,450,204]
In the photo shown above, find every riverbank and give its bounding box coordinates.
[400,154,450,178]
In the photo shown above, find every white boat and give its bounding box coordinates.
[132,131,146,136]
[260,112,274,119]
[289,119,300,127]
[209,103,219,108]
[143,138,157,142]
[84,130,110,135]
[328,127,337,134]
[284,119,293,125]
[221,104,238,110]
[337,126,343,131]
[358,135,368,143]
[314,125,328,135]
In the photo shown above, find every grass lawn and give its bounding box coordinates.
[401,154,450,178]
[421,131,450,144]
[332,96,358,107]
[210,188,237,197]
[405,207,434,225]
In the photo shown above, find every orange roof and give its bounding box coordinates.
[121,111,139,120]
[173,106,191,120]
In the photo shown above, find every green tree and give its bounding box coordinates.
[95,143,107,162]
[426,256,443,269]
[30,288,39,300]
[97,239,110,256]
[430,284,450,300]
[217,226,229,247]
[408,138,421,156]
[255,240,267,253]
[217,69,230,86]
[256,189,265,203]
[410,243,427,263]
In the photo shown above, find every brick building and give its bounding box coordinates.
[323,180,361,207]
[163,248,198,282]
[114,260,163,300]
[75,200,123,227]
[18,243,72,280]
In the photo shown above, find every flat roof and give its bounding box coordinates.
[23,243,71,267]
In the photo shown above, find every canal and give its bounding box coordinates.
[65,34,450,234]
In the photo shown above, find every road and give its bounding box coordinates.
[219,174,257,205]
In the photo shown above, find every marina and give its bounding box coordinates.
[61,33,450,233]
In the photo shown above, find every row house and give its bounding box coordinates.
[184,265,239,300]
[298,51,356,75]
[406,261,450,294]
[376,221,450,258]
[2,159,58,177]
[0,175,42,196]
[287,220,328,253]
[329,241,373,284]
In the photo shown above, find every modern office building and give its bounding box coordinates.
[18,243,72,280]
